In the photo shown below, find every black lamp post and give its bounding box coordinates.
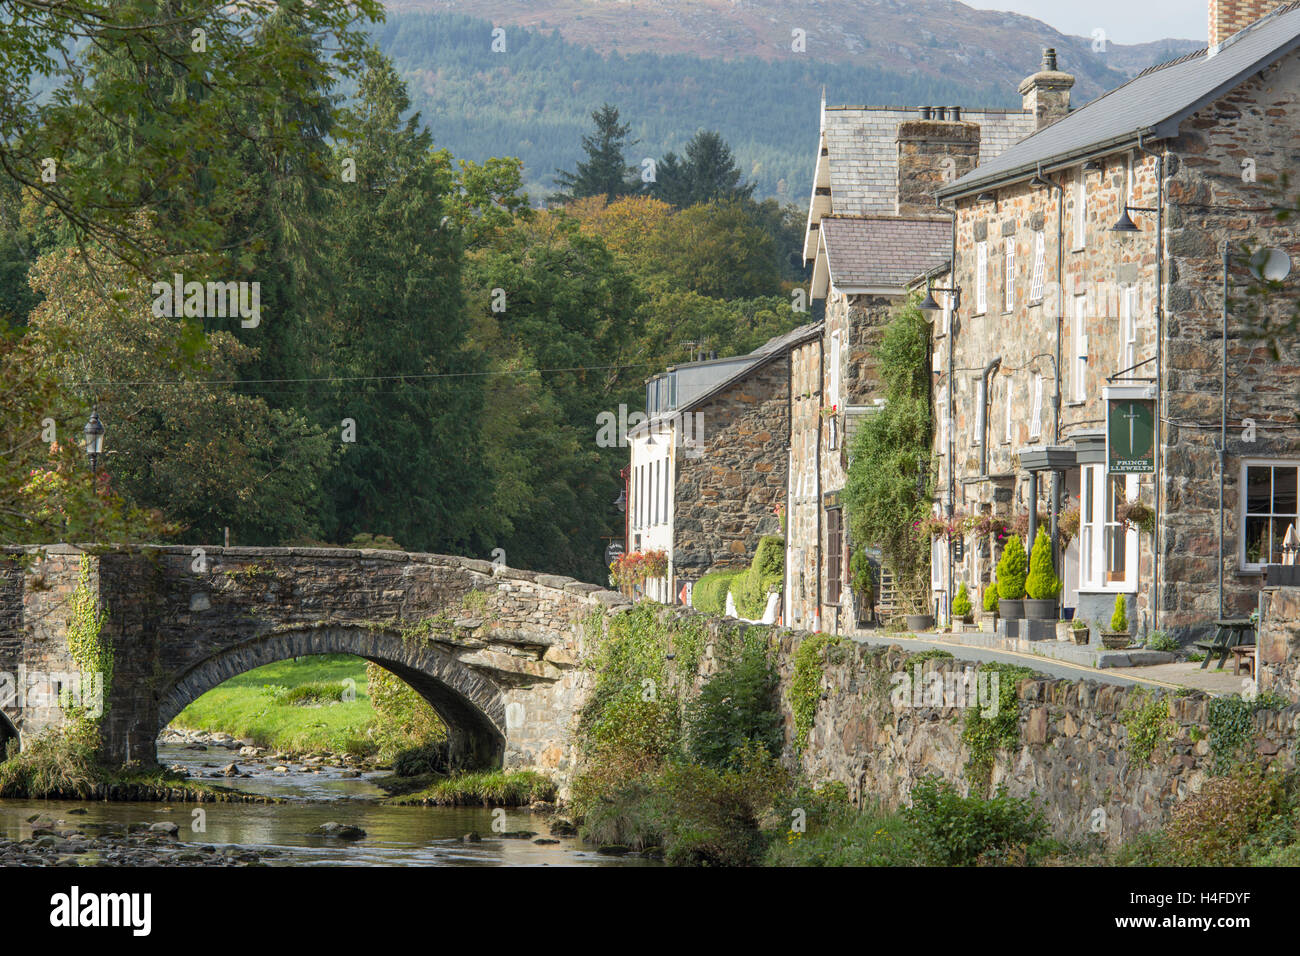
[83,409,105,476]
[1110,205,1158,233]
[919,281,962,314]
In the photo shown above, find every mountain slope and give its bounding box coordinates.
[385,0,1202,99]
[371,4,1201,203]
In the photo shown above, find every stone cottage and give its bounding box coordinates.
[626,323,821,605]
[932,0,1300,640]
[787,90,1043,632]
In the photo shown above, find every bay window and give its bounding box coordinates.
[1077,464,1137,590]
[1242,461,1300,569]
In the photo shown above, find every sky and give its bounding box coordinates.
[962,0,1205,44]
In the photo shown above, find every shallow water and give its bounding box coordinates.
[0,742,654,867]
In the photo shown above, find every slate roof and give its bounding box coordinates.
[627,321,824,437]
[820,216,951,291]
[822,107,1037,217]
[941,2,1300,197]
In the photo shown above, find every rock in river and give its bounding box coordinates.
[314,822,366,840]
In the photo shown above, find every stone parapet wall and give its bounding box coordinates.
[773,631,1300,845]
[1260,586,1300,700]
[622,601,1300,844]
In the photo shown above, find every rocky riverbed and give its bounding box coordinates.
[1,813,269,866]
[159,728,381,779]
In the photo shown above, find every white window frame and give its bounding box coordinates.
[973,378,984,447]
[1029,231,1046,301]
[1073,171,1087,250]
[1080,466,1094,587]
[652,459,659,526]
[1029,373,1043,440]
[938,386,948,449]
[663,454,670,525]
[931,531,944,590]
[942,291,952,336]
[1077,465,1139,592]
[829,330,842,409]
[1004,240,1015,312]
[1004,376,1013,444]
[975,242,988,314]
[1240,459,1300,570]
[1072,295,1088,402]
[1121,285,1138,379]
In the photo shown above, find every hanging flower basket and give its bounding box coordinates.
[609,549,669,590]
[1116,499,1156,536]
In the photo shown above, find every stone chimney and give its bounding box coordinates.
[896,116,981,217]
[1018,48,1074,130]
[1210,0,1290,46]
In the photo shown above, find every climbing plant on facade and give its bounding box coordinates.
[63,556,111,730]
[842,296,932,615]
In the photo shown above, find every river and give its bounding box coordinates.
[0,741,655,867]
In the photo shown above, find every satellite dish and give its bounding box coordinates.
[1249,247,1292,282]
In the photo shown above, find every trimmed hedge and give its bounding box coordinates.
[693,570,740,616]
[732,536,784,619]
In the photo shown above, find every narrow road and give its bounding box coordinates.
[844,631,1190,690]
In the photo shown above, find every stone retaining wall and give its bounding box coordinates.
[773,632,1300,845]
[1260,586,1300,701]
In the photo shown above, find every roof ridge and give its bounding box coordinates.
[824,105,1030,115]
[1135,47,1207,78]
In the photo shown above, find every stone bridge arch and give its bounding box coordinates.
[0,710,18,756]
[157,626,508,769]
[1,544,633,787]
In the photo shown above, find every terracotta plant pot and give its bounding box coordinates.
[1023,598,1059,620]
[998,599,1024,620]
[1101,630,1130,650]
[905,614,935,632]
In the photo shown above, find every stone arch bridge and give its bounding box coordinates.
[0,545,633,778]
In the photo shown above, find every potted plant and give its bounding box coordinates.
[899,585,934,632]
[1070,618,1090,645]
[1023,528,1062,620]
[980,582,999,632]
[952,582,974,626]
[849,549,876,627]
[1101,594,1131,649]
[995,534,1027,620]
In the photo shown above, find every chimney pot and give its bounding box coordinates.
[1019,51,1074,131]
[948,106,961,122]
[919,106,932,120]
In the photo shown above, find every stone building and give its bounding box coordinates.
[626,323,820,604]
[787,93,1040,632]
[932,0,1300,640]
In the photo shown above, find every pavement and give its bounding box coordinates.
[844,629,1250,695]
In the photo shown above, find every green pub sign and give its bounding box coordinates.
[1106,394,1155,473]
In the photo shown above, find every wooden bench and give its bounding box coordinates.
[1194,618,1256,670]
[1229,645,1256,677]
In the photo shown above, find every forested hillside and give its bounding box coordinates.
[372,6,1199,202]
[371,11,1016,202]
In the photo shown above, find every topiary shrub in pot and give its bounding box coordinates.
[952,582,973,625]
[1101,594,1131,649]
[995,534,1027,620]
[1023,527,1062,620]
[980,582,999,632]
